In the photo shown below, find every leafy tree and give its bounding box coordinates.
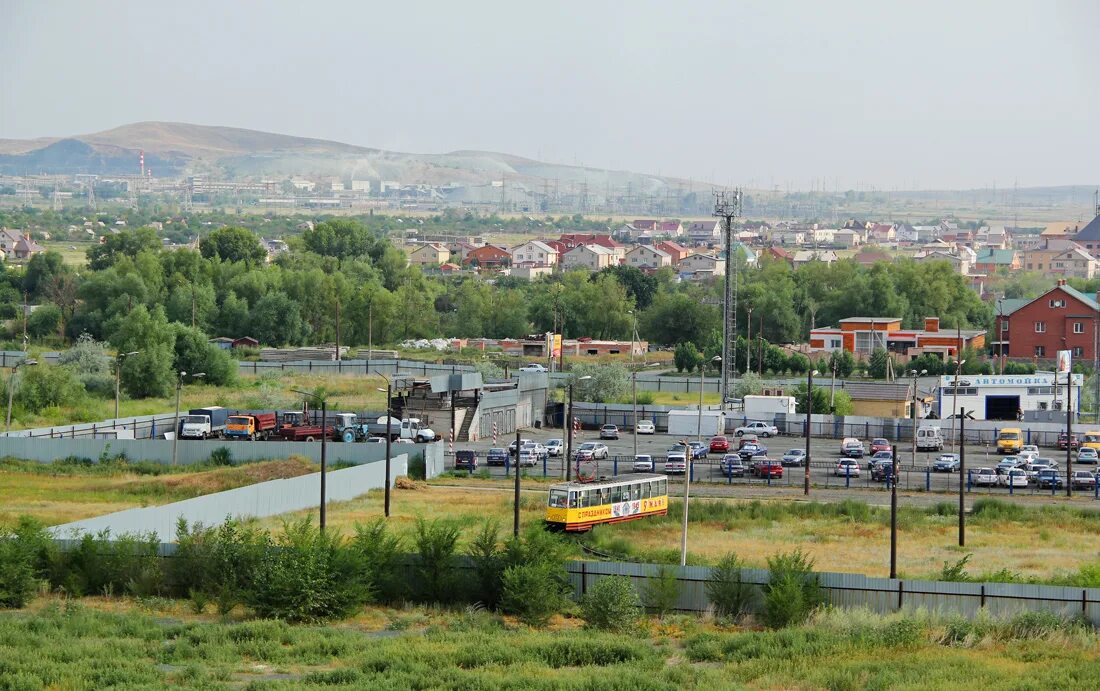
[172,324,237,386]
[829,350,856,377]
[23,251,67,299]
[26,303,62,339]
[249,292,309,346]
[57,333,113,397]
[213,291,251,338]
[641,290,719,347]
[868,349,893,379]
[567,363,629,403]
[301,219,378,264]
[597,265,658,310]
[674,342,703,373]
[13,362,86,413]
[732,372,763,398]
[199,226,267,266]
[108,305,176,398]
[86,227,160,270]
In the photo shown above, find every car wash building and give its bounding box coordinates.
[936,373,1083,421]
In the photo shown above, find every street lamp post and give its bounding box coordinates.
[948,359,966,452]
[996,297,1005,375]
[565,375,591,481]
[514,427,522,537]
[697,356,722,445]
[375,375,394,518]
[293,389,329,531]
[114,351,139,422]
[892,368,925,579]
[679,436,692,566]
[5,359,37,432]
[171,370,205,466]
[805,368,817,495]
[629,310,639,461]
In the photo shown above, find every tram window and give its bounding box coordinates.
[641,482,651,499]
[609,486,621,503]
[659,479,667,495]
[631,484,641,500]
[549,489,567,509]
[569,492,578,508]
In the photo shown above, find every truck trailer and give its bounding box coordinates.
[225,412,278,441]
[179,406,230,439]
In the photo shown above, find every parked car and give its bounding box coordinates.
[996,428,1024,454]
[996,458,1022,475]
[999,469,1029,488]
[664,451,687,474]
[735,421,777,438]
[1020,444,1040,456]
[519,363,548,372]
[720,455,747,476]
[599,424,620,440]
[840,438,865,458]
[1071,470,1097,491]
[636,419,656,435]
[632,454,655,472]
[870,438,892,455]
[1077,447,1099,464]
[868,456,894,477]
[521,442,548,462]
[517,447,539,467]
[835,459,861,477]
[1025,458,1057,480]
[781,448,807,467]
[574,442,609,461]
[738,441,768,461]
[738,434,760,449]
[973,467,998,487]
[545,439,563,457]
[870,461,895,482]
[932,453,960,472]
[752,459,783,478]
[508,438,533,457]
[709,436,730,453]
[687,441,708,460]
[868,450,893,469]
[486,448,509,466]
[1058,433,1080,450]
[454,449,478,472]
[1036,469,1064,489]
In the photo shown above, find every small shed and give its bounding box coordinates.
[232,337,260,349]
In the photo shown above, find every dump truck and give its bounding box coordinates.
[274,410,327,442]
[225,412,278,441]
[366,416,437,442]
[179,406,230,439]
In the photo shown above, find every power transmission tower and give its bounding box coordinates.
[714,189,743,405]
[86,180,97,211]
[51,181,62,212]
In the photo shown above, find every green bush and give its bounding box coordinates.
[347,518,405,603]
[762,550,824,629]
[169,518,270,613]
[582,575,641,632]
[246,518,368,622]
[706,552,753,619]
[939,553,972,582]
[0,519,52,608]
[52,530,163,597]
[467,520,503,608]
[642,565,680,617]
[501,562,567,627]
[634,391,656,405]
[209,447,233,466]
[414,518,461,603]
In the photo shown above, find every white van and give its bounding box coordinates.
[916,426,943,452]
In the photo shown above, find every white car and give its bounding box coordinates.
[517,448,539,467]
[1077,447,1099,464]
[999,469,1029,488]
[545,439,563,457]
[519,363,548,373]
[973,467,998,487]
[574,442,609,461]
[521,442,548,461]
[663,452,687,474]
[636,420,656,435]
[632,454,655,472]
[735,422,778,438]
[835,459,861,477]
[1020,444,1040,456]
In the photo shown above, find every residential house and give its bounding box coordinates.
[438,262,463,275]
[843,219,872,231]
[232,337,260,349]
[561,244,616,271]
[772,229,806,246]
[1050,246,1099,279]
[464,244,512,270]
[510,265,554,281]
[895,223,919,244]
[867,223,896,244]
[557,234,624,261]
[544,239,568,257]
[511,240,559,267]
[810,316,984,360]
[842,382,913,418]
[631,220,658,234]
[447,241,478,264]
[792,250,838,266]
[0,229,43,260]
[913,225,942,243]
[407,242,450,267]
[686,220,721,244]
[854,250,892,267]
[655,240,692,265]
[915,249,972,276]
[728,243,759,268]
[1042,221,1083,238]
[997,280,1099,361]
[974,248,1021,273]
[765,246,794,265]
[657,220,684,236]
[1022,238,1084,273]
[1072,213,1100,260]
[833,228,862,248]
[625,245,672,270]
[679,253,726,279]
[806,227,836,245]
[975,225,1010,250]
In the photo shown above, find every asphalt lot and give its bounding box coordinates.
[445,428,1099,498]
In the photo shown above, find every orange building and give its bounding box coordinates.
[809,317,985,361]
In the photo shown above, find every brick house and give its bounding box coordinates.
[974,248,1021,273]
[809,316,984,360]
[464,244,512,269]
[686,220,721,244]
[1050,247,1099,279]
[561,244,616,271]
[510,240,559,267]
[654,240,692,265]
[997,280,1100,361]
[624,245,672,270]
[407,242,450,267]
[1072,213,1100,259]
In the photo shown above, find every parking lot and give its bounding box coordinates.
[446,428,1100,498]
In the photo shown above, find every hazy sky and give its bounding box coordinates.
[2,1,1097,189]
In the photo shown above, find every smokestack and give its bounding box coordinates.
[139,150,145,177]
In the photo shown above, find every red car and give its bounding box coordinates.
[752,459,783,478]
[1058,433,1079,451]
[871,438,892,455]
[709,436,730,453]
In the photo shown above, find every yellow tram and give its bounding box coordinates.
[545,473,669,532]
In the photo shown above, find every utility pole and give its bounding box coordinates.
[514,427,522,536]
[335,299,341,362]
[958,408,966,547]
[713,189,742,406]
[1066,362,1073,498]
[679,436,692,566]
[805,368,816,495]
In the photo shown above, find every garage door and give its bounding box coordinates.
[985,395,1020,421]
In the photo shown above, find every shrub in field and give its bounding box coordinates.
[169,518,270,614]
[706,552,754,619]
[467,520,503,608]
[52,530,163,597]
[939,553,972,582]
[348,518,404,603]
[642,565,680,617]
[209,447,233,466]
[501,562,567,627]
[582,576,641,632]
[763,550,824,629]
[246,518,368,622]
[0,518,54,608]
[414,518,462,603]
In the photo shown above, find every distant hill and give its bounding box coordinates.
[0,121,706,200]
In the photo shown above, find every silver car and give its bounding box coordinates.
[632,454,654,472]
[545,439,563,457]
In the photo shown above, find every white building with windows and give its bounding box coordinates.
[936,373,1082,421]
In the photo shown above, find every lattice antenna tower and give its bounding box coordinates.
[714,188,743,404]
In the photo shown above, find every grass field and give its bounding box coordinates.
[0,457,314,528]
[0,598,1096,689]
[273,479,1100,584]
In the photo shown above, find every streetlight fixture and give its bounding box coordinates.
[948,359,966,452]
[629,310,639,461]
[565,375,592,481]
[5,358,37,433]
[679,436,693,566]
[114,351,140,422]
[891,368,926,579]
[171,370,205,466]
[805,368,818,496]
[697,356,722,445]
[293,388,329,531]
